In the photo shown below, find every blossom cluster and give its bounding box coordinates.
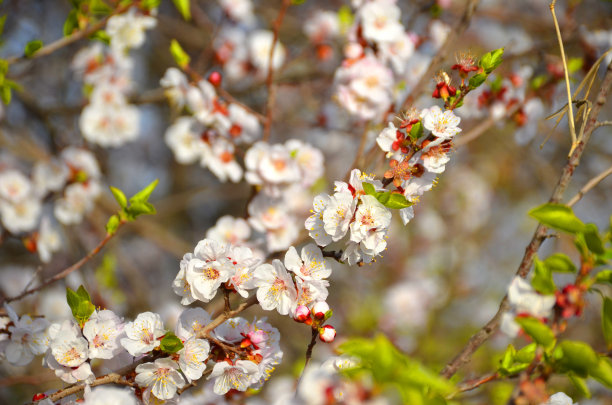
[74,7,157,147]
[0,147,102,262]
[161,68,261,183]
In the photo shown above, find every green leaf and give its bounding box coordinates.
[66,285,95,326]
[130,179,159,204]
[170,39,190,69]
[543,253,577,273]
[468,72,487,89]
[0,15,7,37]
[362,182,376,196]
[337,5,354,31]
[110,186,127,208]
[515,317,555,348]
[291,0,306,4]
[160,332,184,353]
[500,344,516,371]
[384,193,413,209]
[479,48,504,74]
[532,257,556,294]
[126,201,156,218]
[376,191,391,205]
[590,357,612,388]
[582,223,604,255]
[89,30,111,45]
[324,309,333,320]
[89,0,112,14]
[603,297,612,348]
[142,0,162,10]
[531,74,548,90]
[553,340,599,378]
[515,343,537,364]
[63,9,79,36]
[528,203,586,234]
[594,270,612,284]
[408,121,423,140]
[106,214,120,235]
[568,374,591,398]
[171,0,191,20]
[0,84,11,105]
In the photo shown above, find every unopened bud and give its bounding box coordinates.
[294,305,310,322]
[312,301,330,319]
[319,325,336,343]
[208,71,222,87]
[32,393,47,401]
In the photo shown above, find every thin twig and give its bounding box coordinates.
[567,164,612,207]
[1,223,124,305]
[344,124,369,181]
[263,0,291,141]
[398,0,479,113]
[594,120,612,129]
[6,4,132,66]
[452,372,499,396]
[550,0,577,156]
[454,104,520,147]
[440,59,612,379]
[295,327,319,396]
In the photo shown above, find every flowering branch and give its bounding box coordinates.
[440,59,612,379]
[0,222,124,305]
[6,3,132,66]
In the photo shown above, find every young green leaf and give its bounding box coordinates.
[24,40,43,57]
[362,182,376,196]
[532,257,556,294]
[582,223,604,255]
[515,317,555,348]
[594,270,612,285]
[543,253,576,273]
[590,357,612,388]
[170,40,190,69]
[160,332,184,354]
[468,72,487,89]
[568,374,591,399]
[106,214,120,235]
[479,47,504,74]
[110,186,127,208]
[383,193,413,210]
[528,203,586,234]
[603,297,612,348]
[66,285,95,326]
[553,340,599,378]
[408,121,423,140]
[172,0,191,20]
[130,179,159,204]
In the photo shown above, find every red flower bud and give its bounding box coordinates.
[208,71,222,87]
[319,325,336,343]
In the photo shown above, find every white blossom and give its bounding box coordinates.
[254,260,297,315]
[3,305,49,366]
[175,308,212,341]
[178,338,210,382]
[83,309,125,359]
[83,385,138,405]
[135,358,185,400]
[284,244,331,281]
[0,170,32,203]
[121,312,165,356]
[422,105,462,140]
[208,360,260,395]
[107,8,156,52]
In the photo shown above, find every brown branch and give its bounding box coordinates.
[398,0,480,113]
[1,223,124,305]
[198,295,259,337]
[6,4,132,66]
[344,124,370,181]
[295,327,319,395]
[453,372,499,395]
[262,0,291,142]
[440,59,612,379]
[454,104,521,147]
[567,163,612,207]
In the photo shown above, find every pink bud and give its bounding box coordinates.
[208,71,222,87]
[312,301,329,319]
[319,325,336,343]
[248,330,267,345]
[294,305,310,322]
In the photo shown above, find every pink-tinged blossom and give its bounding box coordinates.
[304,11,340,43]
[422,105,462,140]
[178,338,210,382]
[121,312,165,356]
[135,358,185,400]
[218,0,256,26]
[186,239,233,302]
[379,31,415,74]
[47,320,92,383]
[32,159,69,196]
[295,277,329,310]
[54,182,101,225]
[376,122,400,158]
[254,260,298,315]
[213,317,249,344]
[285,139,324,187]
[312,301,330,319]
[80,101,140,147]
[284,244,332,281]
[203,137,243,183]
[358,1,403,43]
[208,360,260,395]
[226,245,260,298]
[61,147,101,179]
[349,195,392,251]
[245,142,301,196]
[294,305,310,322]
[539,392,576,405]
[0,198,42,234]
[248,30,286,78]
[206,215,251,245]
[83,309,125,359]
[227,103,261,144]
[0,170,31,203]
[175,308,212,341]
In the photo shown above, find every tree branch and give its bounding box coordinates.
[440,59,612,379]
[567,163,612,207]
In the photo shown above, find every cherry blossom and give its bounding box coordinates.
[135,357,186,400]
[121,312,165,356]
[254,260,298,315]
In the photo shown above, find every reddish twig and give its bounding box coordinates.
[1,223,124,305]
[262,0,291,141]
[295,327,319,395]
[440,59,612,379]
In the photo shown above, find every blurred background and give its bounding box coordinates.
[0,0,611,403]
